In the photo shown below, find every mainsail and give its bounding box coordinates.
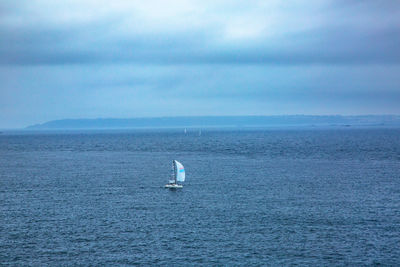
[175,160,185,182]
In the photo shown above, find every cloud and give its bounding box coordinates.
[1,0,400,128]
[1,0,399,66]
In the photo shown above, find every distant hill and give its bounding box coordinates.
[26,115,400,130]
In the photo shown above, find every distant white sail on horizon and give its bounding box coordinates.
[175,160,185,182]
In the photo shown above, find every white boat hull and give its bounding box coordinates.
[165,184,183,189]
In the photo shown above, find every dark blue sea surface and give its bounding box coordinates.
[1,128,400,265]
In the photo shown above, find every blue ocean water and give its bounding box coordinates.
[1,128,400,265]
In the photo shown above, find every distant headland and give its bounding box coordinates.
[25,115,400,130]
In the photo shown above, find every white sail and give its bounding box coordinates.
[175,160,185,182]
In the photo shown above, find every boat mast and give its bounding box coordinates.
[172,160,177,184]
[171,160,174,184]
[174,160,177,184]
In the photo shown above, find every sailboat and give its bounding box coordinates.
[165,160,185,189]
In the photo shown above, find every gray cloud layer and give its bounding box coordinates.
[1,0,399,65]
[0,0,399,128]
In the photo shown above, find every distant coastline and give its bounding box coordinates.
[25,115,400,130]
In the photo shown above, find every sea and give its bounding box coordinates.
[1,128,400,266]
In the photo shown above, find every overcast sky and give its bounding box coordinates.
[1,0,399,128]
